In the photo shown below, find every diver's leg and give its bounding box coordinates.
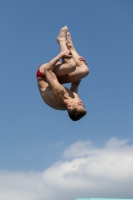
[52,26,76,76]
[57,32,89,83]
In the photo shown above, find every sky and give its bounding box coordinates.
[0,0,133,200]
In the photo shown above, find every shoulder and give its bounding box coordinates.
[73,92,79,98]
[52,84,66,95]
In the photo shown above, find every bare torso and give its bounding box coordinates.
[37,77,75,110]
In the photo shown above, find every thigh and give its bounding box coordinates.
[57,64,89,84]
[53,61,76,77]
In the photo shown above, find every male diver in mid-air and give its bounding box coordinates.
[36,26,89,121]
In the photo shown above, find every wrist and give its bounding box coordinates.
[70,85,78,91]
[56,54,61,60]
[58,52,64,58]
[71,83,78,88]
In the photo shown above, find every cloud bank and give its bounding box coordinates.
[0,137,133,200]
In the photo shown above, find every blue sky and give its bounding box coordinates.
[0,0,133,199]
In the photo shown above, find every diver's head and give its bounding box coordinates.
[67,98,87,121]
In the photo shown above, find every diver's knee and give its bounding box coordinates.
[85,66,89,75]
[82,64,89,76]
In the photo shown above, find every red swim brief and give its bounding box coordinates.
[36,67,45,78]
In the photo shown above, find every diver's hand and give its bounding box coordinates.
[60,50,72,58]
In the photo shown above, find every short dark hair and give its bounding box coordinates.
[68,108,87,121]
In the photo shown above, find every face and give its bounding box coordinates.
[69,98,85,110]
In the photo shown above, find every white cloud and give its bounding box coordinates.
[0,137,133,200]
[63,140,92,157]
[105,137,129,148]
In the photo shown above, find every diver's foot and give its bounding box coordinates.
[67,32,72,41]
[66,40,72,48]
[56,25,68,43]
[66,32,73,48]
